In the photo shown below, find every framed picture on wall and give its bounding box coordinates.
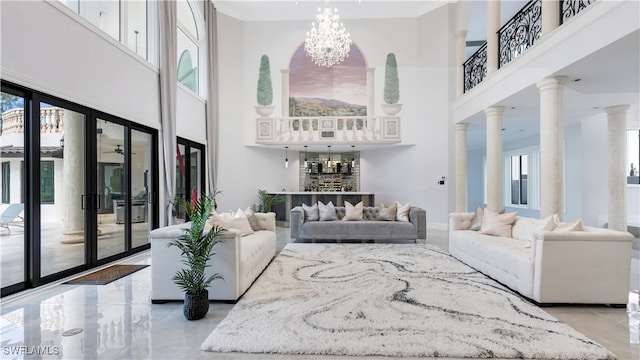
[382,117,400,140]
[256,119,274,141]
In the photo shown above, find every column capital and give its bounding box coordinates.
[603,104,630,116]
[455,122,469,130]
[455,30,468,39]
[536,76,568,91]
[484,106,505,117]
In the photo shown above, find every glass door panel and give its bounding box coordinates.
[0,91,26,288]
[131,129,152,248]
[40,102,86,277]
[96,119,126,260]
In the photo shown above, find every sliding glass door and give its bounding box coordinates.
[1,81,158,297]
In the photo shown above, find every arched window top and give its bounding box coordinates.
[289,43,368,117]
[177,0,198,40]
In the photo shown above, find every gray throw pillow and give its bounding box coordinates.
[318,201,338,221]
[302,203,319,221]
[247,213,261,231]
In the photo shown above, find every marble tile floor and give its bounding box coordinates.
[0,227,638,360]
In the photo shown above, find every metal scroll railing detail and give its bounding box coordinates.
[498,0,542,69]
[560,0,597,24]
[463,42,487,93]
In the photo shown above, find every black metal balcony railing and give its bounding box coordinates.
[463,42,487,93]
[498,0,542,69]
[462,0,598,93]
[560,0,597,24]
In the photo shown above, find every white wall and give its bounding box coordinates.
[215,6,457,227]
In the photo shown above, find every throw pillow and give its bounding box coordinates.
[318,201,338,221]
[208,210,255,236]
[396,202,411,222]
[479,209,517,237]
[302,203,319,221]
[469,206,484,231]
[342,201,364,221]
[552,214,584,232]
[377,202,397,221]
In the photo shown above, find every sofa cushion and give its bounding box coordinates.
[318,201,338,221]
[378,202,397,221]
[298,221,416,240]
[512,214,555,242]
[469,206,484,231]
[553,215,584,232]
[396,202,411,222]
[209,210,254,236]
[343,201,364,221]
[302,203,319,221]
[479,209,517,237]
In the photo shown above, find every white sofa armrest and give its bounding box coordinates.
[449,212,474,231]
[532,226,633,304]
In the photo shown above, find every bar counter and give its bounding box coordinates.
[269,192,375,227]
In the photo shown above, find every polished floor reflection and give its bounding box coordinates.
[1,228,638,360]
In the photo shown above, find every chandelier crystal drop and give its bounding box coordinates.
[304,5,352,67]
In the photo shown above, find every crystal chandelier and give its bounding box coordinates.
[304,4,352,67]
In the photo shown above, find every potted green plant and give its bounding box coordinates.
[255,54,274,117]
[168,194,226,320]
[382,53,402,115]
[257,189,284,213]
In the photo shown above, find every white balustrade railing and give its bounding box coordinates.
[1,107,64,134]
[255,116,401,144]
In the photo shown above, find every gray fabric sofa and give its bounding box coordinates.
[290,206,426,242]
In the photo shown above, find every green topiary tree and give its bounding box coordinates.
[383,53,399,104]
[257,55,273,106]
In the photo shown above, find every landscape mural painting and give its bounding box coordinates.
[289,43,367,117]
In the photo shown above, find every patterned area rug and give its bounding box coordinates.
[64,265,149,285]
[202,244,614,359]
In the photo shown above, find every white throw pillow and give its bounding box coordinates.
[479,209,517,237]
[552,214,584,232]
[208,210,255,236]
[396,202,411,222]
[342,201,364,221]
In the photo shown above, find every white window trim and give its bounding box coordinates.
[503,146,540,210]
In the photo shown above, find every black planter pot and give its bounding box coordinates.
[183,290,209,320]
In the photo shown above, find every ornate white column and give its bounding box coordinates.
[281,69,289,117]
[485,106,504,211]
[60,112,85,243]
[604,105,630,231]
[455,30,468,97]
[486,0,501,75]
[542,0,560,36]
[537,76,567,219]
[455,123,469,211]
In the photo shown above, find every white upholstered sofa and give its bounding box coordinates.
[449,212,634,305]
[149,212,276,302]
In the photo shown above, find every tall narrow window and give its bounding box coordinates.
[1,162,9,204]
[510,154,528,206]
[177,1,200,94]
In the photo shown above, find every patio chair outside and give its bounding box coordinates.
[1,203,24,235]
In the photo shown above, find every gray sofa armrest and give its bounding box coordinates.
[409,207,427,240]
[290,206,304,239]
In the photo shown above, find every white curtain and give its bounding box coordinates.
[205,1,220,196]
[159,0,177,225]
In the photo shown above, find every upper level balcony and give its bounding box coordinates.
[463,0,598,94]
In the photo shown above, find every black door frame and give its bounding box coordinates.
[1,80,159,297]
